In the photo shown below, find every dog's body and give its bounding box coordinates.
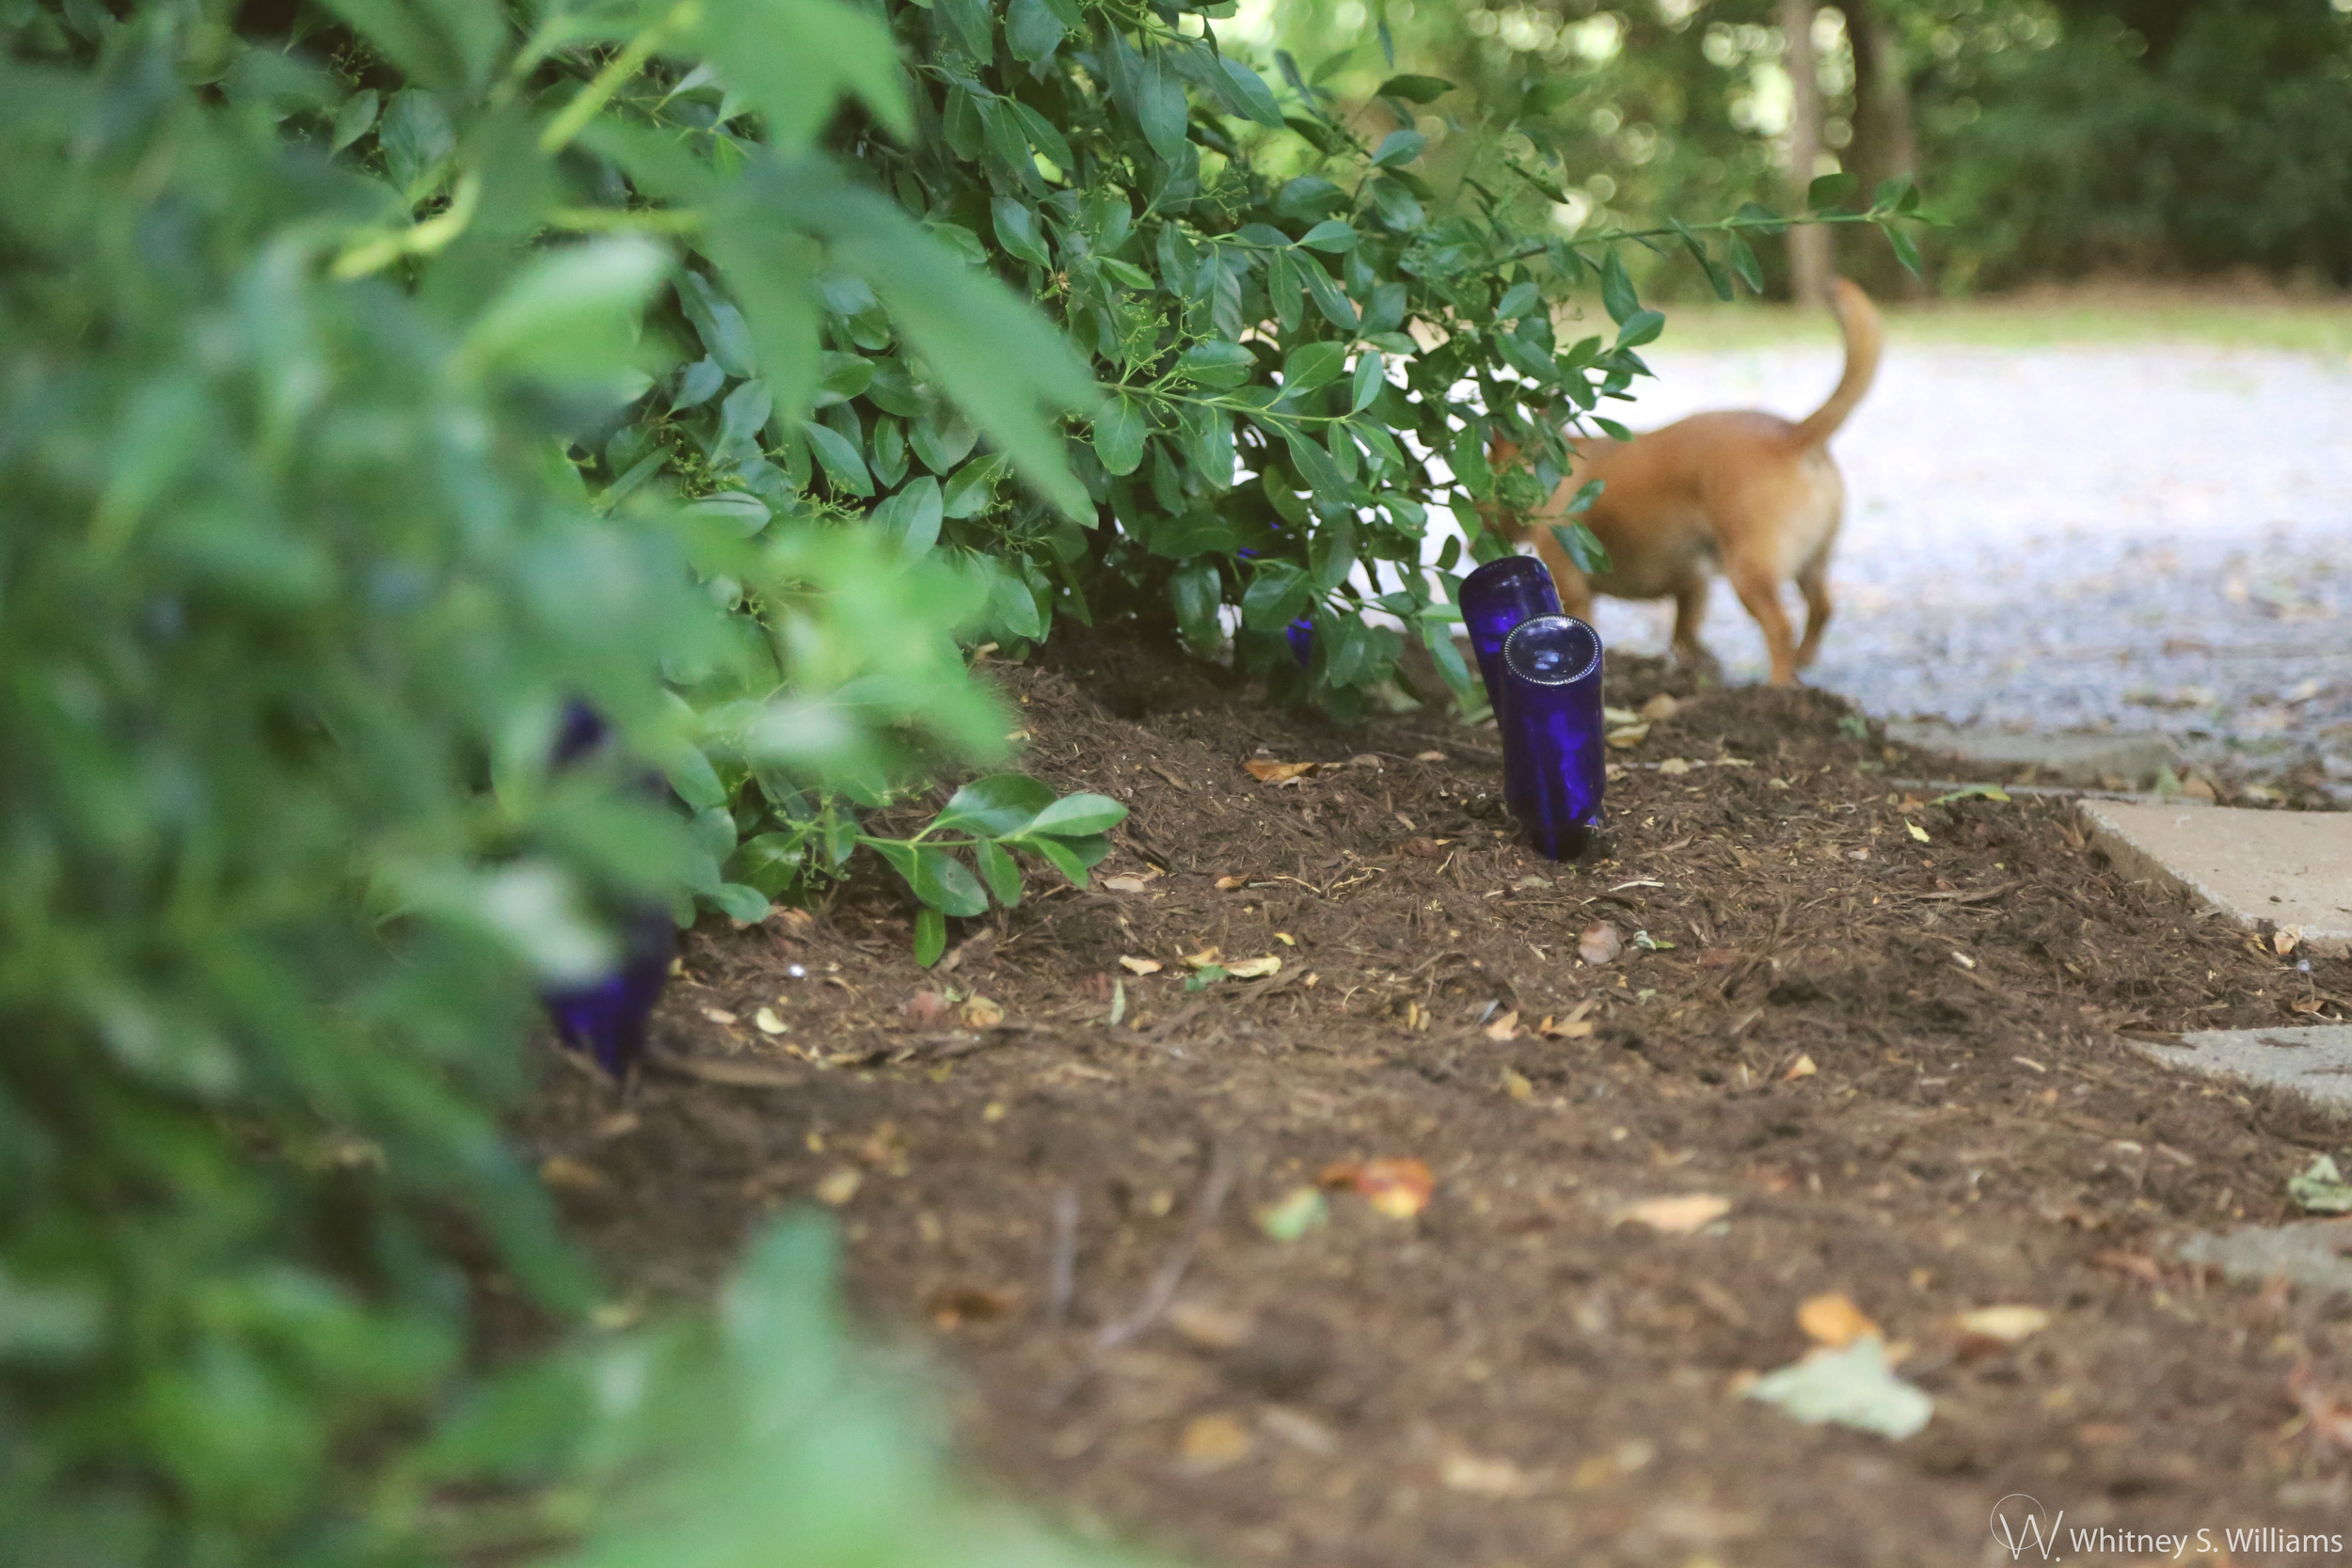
[1496,278,1883,687]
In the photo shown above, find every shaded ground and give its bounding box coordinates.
[1588,317,2352,801]
[530,627,2352,1568]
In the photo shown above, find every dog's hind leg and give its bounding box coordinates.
[1725,559,1802,687]
[1793,554,1834,671]
[1669,576,1720,678]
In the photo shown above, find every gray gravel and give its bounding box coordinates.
[1585,338,2352,792]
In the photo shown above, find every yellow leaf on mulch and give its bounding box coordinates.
[1906,819,1931,843]
[960,996,1004,1027]
[1223,955,1282,979]
[1320,1157,1434,1219]
[1440,1450,1532,1497]
[1118,956,1163,974]
[1786,1053,1819,1081]
[1614,1194,1730,1234]
[1179,1413,1253,1471]
[1605,722,1651,749]
[1244,759,1316,784]
[1214,874,1249,891]
[1799,1291,1881,1349]
[1183,948,1224,969]
[1954,1305,2050,1345]
[1485,1009,1521,1042]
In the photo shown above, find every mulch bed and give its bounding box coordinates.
[527,626,2352,1567]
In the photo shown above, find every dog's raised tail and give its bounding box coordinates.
[1789,277,1883,449]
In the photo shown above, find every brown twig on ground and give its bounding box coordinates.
[1093,1142,1237,1354]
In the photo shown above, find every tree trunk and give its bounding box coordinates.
[1778,0,1831,305]
[1847,0,1926,295]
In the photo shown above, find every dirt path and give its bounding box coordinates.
[1595,337,2352,796]
[531,632,2352,1567]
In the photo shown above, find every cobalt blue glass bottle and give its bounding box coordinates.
[1459,554,1563,713]
[539,701,674,1076]
[1285,617,1314,669]
[1497,615,1607,861]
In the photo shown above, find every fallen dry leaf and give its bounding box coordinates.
[1179,1413,1253,1471]
[1657,757,1692,776]
[771,907,816,938]
[814,1167,863,1206]
[960,995,1005,1028]
[928,1284,1019,1329]
[1798,1291,1881,1349]
[1182,948,1224,969]
[1213,874,1249,891]
[1403,836,1448,858]
[753,1006,787,1036]
[1640,692,1681,721]
[2276,926,2304,957]
[1440,1451,1532,1497]
[1906,819,1931,843]
[701,1007,739,1026]
[1501,1067,1535,1101]
[1222,955,1281,979]
[1484,1009,1521,1041]
[1320,1157,1435,1219]
[1244,759,1315,784]
[539,1155,605,1193]
[1168,1301,1257,1349]
[1614,1194,1730,1234]
[1579,922,1623,965]
[1605,722,1650,749]
[1414,750,1447,762]
[1102,874,1153,894]
[1539,1015,1596,1038]
[1785,1053,1819,1081]
[1954,1305,2050,1345]
[1117,956,1164,975]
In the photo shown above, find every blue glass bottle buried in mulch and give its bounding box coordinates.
[539,702,675,1077]
[1458,555,1607,862]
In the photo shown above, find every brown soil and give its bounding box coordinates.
[528,627,2352,1567]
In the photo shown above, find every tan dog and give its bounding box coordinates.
[1494,278,1883,687]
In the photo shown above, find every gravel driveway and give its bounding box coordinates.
[1585,335,2352,791]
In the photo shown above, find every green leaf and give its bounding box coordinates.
[1496,279,1541,320]
[460,237,669,387]
[1024,790,1129,837]
[991,197,1052,267]
[935,773,1057,836]
[1092,395,1148,476]
[1028,835,1094,890]
[1281,341,1346,394]
[693,0,913,150]
[1807,171,1860,212]
[1550,520,1613,576]
[1725,230,1766,293]
[330,87,380,152]
[801,420,874,496]
[677,270,760,379]
[1599,248,1639,325]
[1735,199,1789,237]
[1212,55,1286,129]
[870,476,944,555]
[973,837,1023,907]
[935,0,994,57]
[1136,49,1190,160]
[1371,129,1427,167]
[1178,341,1255,388]
[1614,308,1664,349]
[1886,224,1924,279]
[1349,350,1386,413]
[1298,256,1360,330]
[914,906,947,966]
[1241,559,1314,630]
[913,846,989,917]
[1376,73,1455,103]
[1286,432,1353,508]
[1296,219,1359,253]
[707,881,773,922]
[1006,99,1074,172]
[943,453,1008,517]
[1005,0,1066,62]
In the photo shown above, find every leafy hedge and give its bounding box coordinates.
[0,0,1913,1560]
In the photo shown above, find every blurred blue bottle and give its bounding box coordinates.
[539,702,674,1076]
[1285,617,1314,668]
[1498,615,1608,861]
[1459,554,1563,711]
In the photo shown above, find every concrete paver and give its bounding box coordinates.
[1885,721,2177,787]
[2078,799,2352,955]
[2179,1219,2352,1293]
[2130,1025,2352,1111]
